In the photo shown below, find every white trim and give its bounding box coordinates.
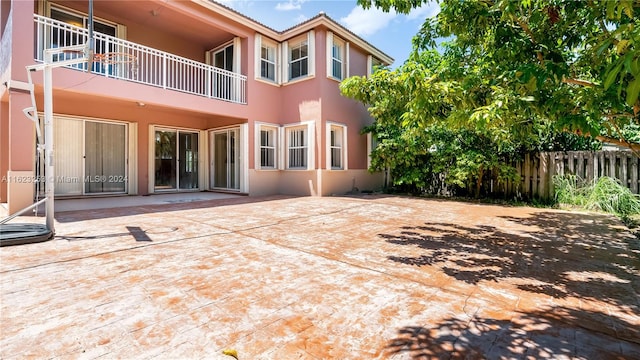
[254,33,262,81]
[233,37,241,74]
[254,121,280,170]
[308,30,315,77]
[281,40,289,84]
[326,122,348,170]
[192,1,393,65]
[240,123,249,193]
[255,33,280,85]
[284,120,315,170]
[278,126,285,170]
[128,123,138,195]
[345,42,350,78]
[366,132,375,169]
[327,32,348,81]
[150,125,204,193]
[326,31,333,79]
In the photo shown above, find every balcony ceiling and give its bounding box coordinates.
[84,1,232,47]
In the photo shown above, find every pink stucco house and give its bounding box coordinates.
[0,0,392,214]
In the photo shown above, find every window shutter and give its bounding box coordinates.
[326,31,333,78]
[307,122,315,170]
[282,41,289,84]
[345,42,350,78]
[233,37,241,73]
[308,30,315,77]
[254,33,262,80]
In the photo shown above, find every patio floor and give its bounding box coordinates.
[1,195,639,359]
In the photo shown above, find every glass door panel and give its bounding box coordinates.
[213,132,228,188]
[211,129,240,190]
[154,130,177,190]
[179,132,199,190]
[54,118,83,195]
[85,121,126,193]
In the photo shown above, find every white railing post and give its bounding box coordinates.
[162,53,167,90]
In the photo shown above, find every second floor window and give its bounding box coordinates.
[331,36,347,80]
[261,44,276,81]
[289,40,308,80]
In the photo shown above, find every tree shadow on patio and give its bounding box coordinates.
[379,210,640,346]
[385,306,640,359]
[381,211,639,306]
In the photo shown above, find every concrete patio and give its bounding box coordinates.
[1,195,639,359]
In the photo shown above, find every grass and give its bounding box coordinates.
[553,175,640,221]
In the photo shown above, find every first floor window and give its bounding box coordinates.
[330,126,344,169]
[260,127,277,168]
[287,126,308,169]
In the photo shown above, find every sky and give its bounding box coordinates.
[215,0,440,67]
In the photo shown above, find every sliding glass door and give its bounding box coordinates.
[51,118,127,196]
[154,129,199,191]
[210,128,240,190]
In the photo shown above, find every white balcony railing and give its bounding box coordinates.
[33,14,246,104]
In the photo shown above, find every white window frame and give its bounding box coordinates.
[367,55,383,77]
[206,38,241,73]
[255,34,280,84]
[284,121,315,170]
[283,31,315,84]
[255,122,279,170]
[366,132,379,169]
[327,32,349,81]
[326,123,347,170]
[45,2,126,39]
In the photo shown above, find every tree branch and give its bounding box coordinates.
[596,135,640,154]
[562,77,598,87]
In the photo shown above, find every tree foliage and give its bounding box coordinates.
[357,0,640,151]
[341,50,598,196]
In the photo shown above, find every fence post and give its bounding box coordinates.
[631,155,639,194]
[621,153,628,189]
[539,152,548,200]
[524,153,531,197]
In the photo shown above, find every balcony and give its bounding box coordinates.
[33,14,247,104]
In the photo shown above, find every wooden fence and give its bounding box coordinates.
[501,151,639,200]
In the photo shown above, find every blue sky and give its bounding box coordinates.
[216,0,440,67]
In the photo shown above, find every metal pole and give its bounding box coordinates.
[44,55,55,233]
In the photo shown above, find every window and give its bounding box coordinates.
[213,43,234,72]
[49,5,120,72]
[327,32,348,80]
[289,39,308,80]
[261,43,277,81]
[287,126,307,168]
[258,126,277,169]
[367,55,384,77]
[327,123,347,170]
[367,132,379,169]
[332,42,343,79]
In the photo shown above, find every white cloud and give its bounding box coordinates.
[406,2,440,21]
[340,6,397,37]
[294,14,309,24]
[275,0,307,11]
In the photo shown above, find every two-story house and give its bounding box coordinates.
[0,0,392,214]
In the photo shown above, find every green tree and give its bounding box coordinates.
[342,50,587,196]
[357,0,640,151]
